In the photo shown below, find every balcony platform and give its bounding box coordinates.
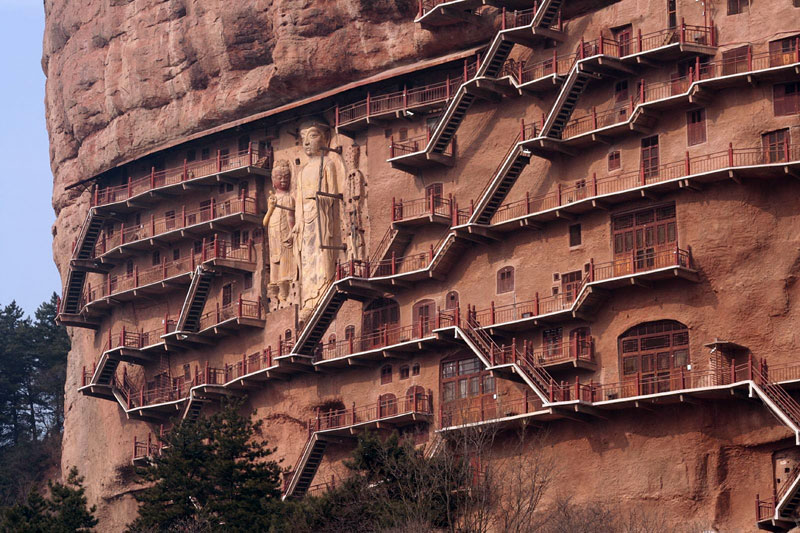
[314,333,442,369]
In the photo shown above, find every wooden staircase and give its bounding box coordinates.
[283,433,329,499]
[71,209,110,266]
[59,269,88,315]
[177,266,215,332]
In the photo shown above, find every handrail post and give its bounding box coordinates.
[502,7,506,30]
[592,172,598,196]
[183,158,188,181]
[637,371,641,396]
[238,294,243,318]
[637,29,642,53]
[490,301,495,324]
[748,352,753,381]
[685,151,690,175]
[728,142,734,167]
[680,18,686,45]
[534,292,540,315]
[217,149,221,172]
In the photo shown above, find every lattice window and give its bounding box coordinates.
[569,224,582,247]
[762,129,790,163]
[721,46,750,75]
[727,0,748,15]
[641,136,659,179]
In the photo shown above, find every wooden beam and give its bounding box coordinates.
[728,170,741,184]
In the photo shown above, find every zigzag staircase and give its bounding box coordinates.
[428,39,514,157]
[542,58,593,139]
[532,0,562,28]
[177,266,215,332]
[751,359,800,529]
[468,135,532,225]
[283,432,329,500]
[459,317,552,404]
[91,352,121,386]
[371,227,413,264]
[293,286,349,356]
[183,395,207,422]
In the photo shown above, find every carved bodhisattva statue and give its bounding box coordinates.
[296,120,342,322]
[262,160,297,304]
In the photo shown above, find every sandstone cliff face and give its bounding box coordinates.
[44,1,489,526]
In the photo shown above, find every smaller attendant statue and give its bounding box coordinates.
[262,160,297,304]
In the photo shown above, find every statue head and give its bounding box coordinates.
[299,119,331,157]
[272,160,291,191]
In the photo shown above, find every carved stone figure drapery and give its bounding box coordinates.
[262,160,297,304]
[296,120,341,321]
[343,143,366,262]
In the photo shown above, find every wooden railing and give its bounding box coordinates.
[92,144,271,208]
[306,393,433,436]
[195,294,263,332]
[336,246,434,279]
[224,348,275,381]
[491,143,800,224]
[95,194,258,257]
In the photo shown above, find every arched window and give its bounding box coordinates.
[445,291,459,310]
[569,327,592,359]
[413,299,436,337]
[497,266,515,294]
[618,320,689,395]
[327,334,336,346]
[284,329,293,341]
[412,363,421,376]
[345,325,355,340]
[363,299,399,350]
[400,365,410,380]
[381,364,392,385]
[405,385,427,412]
[379,393,398,417]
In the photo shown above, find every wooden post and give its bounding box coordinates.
[490,301,495,324]
[534,292,540,315]
[520,118,525,141]
[592,172,598,196]
[217,149,222,172]
[502,7,506,30]
[728,142,734,167]
[150,167,155,189]
[183,158,188,181]
[592,106,597,129]
[680,18,686,45]
[685,151,690,175]
[637,28,642,53]
[238,294,243,318]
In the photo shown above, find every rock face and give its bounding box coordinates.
[46,0,800,530]
[44,0,489,526]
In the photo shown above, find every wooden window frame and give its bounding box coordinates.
[608,150,621,171]
[445,291,460,310]
[381,364,393,385]
[727,0,748,15]
[569,224,582,247]
[497,266,515,294]
[618,320,690,394]
[400,365,410,380]
[222,283,232,308]
[722,46,750,76]
[640,135,660,180]
[762,129,790,163]
[686,108,707,146]
[774,82,800,117]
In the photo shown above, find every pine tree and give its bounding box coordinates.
[0,467,97,533]
[129,398,282,532]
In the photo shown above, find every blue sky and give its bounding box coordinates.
[0,1,60,314]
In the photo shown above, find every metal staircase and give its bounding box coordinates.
[183,396,207,422]
[460,317,553,403]
[59,269,87,315]
[177,266,215,332]
[92,353,121,386]
[471,144,532,225]
[293,288,349,356]
[542,64,593,139]
[283,433,329,499]
[532,0,563,28]
[71,209,109,266]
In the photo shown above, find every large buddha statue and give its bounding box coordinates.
[295,120,342,321]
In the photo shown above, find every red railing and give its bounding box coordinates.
[336,69,470,128]
[91,143,272,206]
[132,424,169,461]
[195,294,263,332]
[441,390,543,428]
[118,361,227,410]
[336,246,434,279]
[392,195,454,222]
[491,143,800,224]
[471,247,691,326]
[314,319,437,362]
[559,39,799,141]
[102,321,177,352]
[307,393,433,436]
[82,239,255,309]
[389,132,456,158]
[224,348,275,381]
[92,145,271,208]
[95,194,258,257]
